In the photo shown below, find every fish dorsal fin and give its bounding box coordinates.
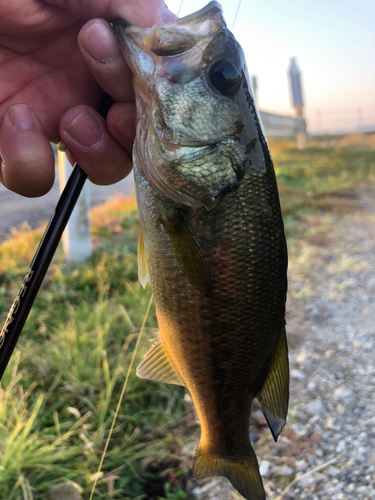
[161,210,212,297]
[137,224,150,288]
[136,333,185,387]
[256,327,289,442]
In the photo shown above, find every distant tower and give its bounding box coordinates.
[251,75,258,105]
[288,57,307,149]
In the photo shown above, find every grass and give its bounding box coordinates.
[0,134,374,499]
[269,134,375,249]
[270,135,375,214]
[0,199,187,499]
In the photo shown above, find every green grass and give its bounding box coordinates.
[0,135,374,499]
[270,134,375,240]
[272,136,375,214]
[0,199,186,499]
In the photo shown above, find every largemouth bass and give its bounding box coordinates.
[115,3,289,499]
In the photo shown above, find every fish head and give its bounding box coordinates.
[115,1,265,210]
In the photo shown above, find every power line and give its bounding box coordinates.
[176,0,184,17]
[231,0,243,31]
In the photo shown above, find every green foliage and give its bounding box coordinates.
[163,482,187,499]
[0,200,185,499]
[270,135,375,238]
[272,137,375,216]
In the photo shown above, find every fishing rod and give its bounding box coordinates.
[0,95,114,381]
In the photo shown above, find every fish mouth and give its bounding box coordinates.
[114,2,227,155]
[114,2,224,57]
[114,2,226,88]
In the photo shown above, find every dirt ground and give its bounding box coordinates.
[186,189,375,500]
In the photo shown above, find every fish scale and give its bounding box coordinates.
[116,3,289,499]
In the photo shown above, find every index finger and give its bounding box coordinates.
[78,19,134,103]
[44,0,175,27]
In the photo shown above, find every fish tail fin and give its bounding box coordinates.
[193,445,265,500]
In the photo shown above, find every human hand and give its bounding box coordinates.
[0,0,175,196]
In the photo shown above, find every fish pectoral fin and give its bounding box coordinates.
[136,333,185,387]
[256,326,289,442]
[137,224,150,288]
[161,210,212,297]
[193,445,265,500]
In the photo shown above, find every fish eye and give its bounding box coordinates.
[209,60,242,97]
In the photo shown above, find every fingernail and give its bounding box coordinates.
[9,105,35,131]
[66,111,102,147]
[161,6,177,23]
[82,21,118,62]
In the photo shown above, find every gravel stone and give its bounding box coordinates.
[279,465,294,476]
[305,398,325,416]
[259,460,271,477]
[291,369,306,380]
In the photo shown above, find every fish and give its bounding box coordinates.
[114,3,289,499]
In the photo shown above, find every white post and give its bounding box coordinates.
[57,150,92,262]
[288,57,307,149]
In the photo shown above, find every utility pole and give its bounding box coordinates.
[288,57,307,149]
[57,150,92,262]
[251,75,259,105]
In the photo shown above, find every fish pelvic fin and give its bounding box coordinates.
[257,326,289,442]
[193,445,265,500]
[136,333,185,387]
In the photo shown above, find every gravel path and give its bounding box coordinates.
[190,189,375,499]
[280,189,375,500]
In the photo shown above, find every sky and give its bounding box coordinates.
[166,0,375,134]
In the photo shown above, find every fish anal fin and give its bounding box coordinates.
[256,326,289,442]
[161,210,212,297]
[193,445,265,500]
[136,333,185,387]
[137,224,150,288]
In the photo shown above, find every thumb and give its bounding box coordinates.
[44,0,176,27]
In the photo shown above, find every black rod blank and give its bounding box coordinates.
[0,164,87,380]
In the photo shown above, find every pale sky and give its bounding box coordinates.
[167,0,375,134]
